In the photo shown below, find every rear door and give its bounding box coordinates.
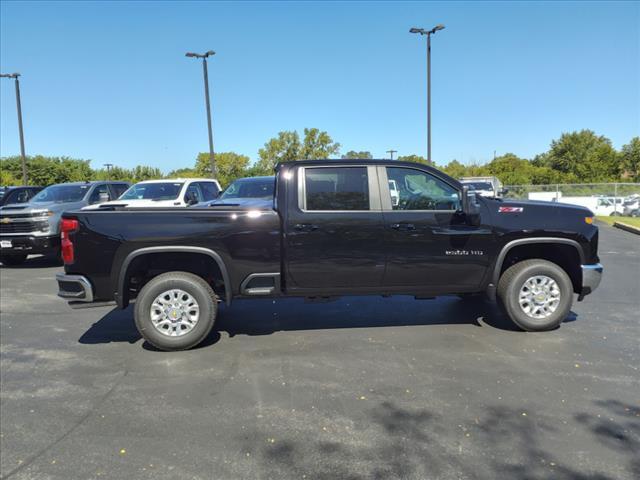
[285,165,386,289]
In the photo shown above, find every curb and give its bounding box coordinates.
[613,221,640,235]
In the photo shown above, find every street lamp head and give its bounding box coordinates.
[204,50,216,57]
[409,27,424,34]
[185,52,197,58]
[186,51,215,59]
[0,73,20,79]
[433,24,445,32]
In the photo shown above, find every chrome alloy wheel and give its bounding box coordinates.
[518,275,561,319]
[150,289,200,337]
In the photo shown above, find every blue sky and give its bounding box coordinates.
[1,1,638,172]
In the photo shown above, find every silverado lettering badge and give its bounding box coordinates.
[1,217,11,224]
[499,206,523,213]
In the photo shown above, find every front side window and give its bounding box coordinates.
[198,182,220,201]
[304,167,369,211]
[89,184,111,204]
[386,167,460,211]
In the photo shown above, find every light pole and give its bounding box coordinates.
[1,73,27,185]
[186,50,216,177]
[103,163,114,180]
[410,24,445,164]
[386,149,397,160]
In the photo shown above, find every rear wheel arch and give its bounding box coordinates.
[492,238,584,293]
[117,246,232,308]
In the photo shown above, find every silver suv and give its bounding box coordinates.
[0,181,129,265]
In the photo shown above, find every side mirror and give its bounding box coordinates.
[500,187,509,196]
[98,192,110,204]
[461,186,481,221]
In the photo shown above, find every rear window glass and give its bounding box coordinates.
[304,167,369,211]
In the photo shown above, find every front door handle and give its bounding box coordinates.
[390,223,415,231]
[294,223,319,232]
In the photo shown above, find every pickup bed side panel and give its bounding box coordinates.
[64,209,281,302]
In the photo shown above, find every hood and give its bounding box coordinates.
[483,197,595,230]
[0,200,86,214]
[200,197,273,209]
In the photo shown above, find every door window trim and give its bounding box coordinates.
[377,165,461,213]
[297,165,382,213]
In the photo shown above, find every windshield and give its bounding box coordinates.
[463,182,493,191]
[120,182,184,201]
[220,178,274,200]
[32,184,89,203]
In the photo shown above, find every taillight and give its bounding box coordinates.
[60,218,79,264]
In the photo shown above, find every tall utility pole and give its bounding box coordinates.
[409,24,445,164]
[103,163,114,180]
[1,73,27,185]
[185,50,216,177]
[386,149,397,160]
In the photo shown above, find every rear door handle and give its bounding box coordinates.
[294,223,319,232]
[390,223,415,231]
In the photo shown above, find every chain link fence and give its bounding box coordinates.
[503,183,640,217]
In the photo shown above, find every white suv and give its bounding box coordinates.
[83,178,221,209]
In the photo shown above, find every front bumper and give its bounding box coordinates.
[56,273,94,302]
[579,263,603,299]
[0,235,60,255]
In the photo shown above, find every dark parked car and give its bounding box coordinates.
[56,159,602,351]
[0,186,44,207]
[199,175,275,209]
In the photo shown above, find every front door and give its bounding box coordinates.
[285,165,386,289]
[379,166,494,289]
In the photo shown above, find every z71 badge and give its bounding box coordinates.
[499,206,524,213]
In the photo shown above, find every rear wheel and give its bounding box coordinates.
[1,253,28,266]
[497,259,573,331]
[134,271,218,351]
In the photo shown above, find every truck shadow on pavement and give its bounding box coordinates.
[79,296,578,350]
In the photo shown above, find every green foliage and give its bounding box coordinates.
[195,151,250,187]
[397,154,433,166]
[299,128,341,160]
[620,137,640,181]
[257,128,340,172]
[440,160,467,179]
[342,150,372,159]
[538,130,620,182]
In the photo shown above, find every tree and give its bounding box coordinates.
[342,150,372,159]
[620,137,640,181]
[397,154,433,166]
[299,128,340,160]
[541,130,619,182]
[257,131,301,172]
[440,159,468,179]
[257,128,340,172]
[195,151,250,187]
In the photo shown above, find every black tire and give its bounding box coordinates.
[497,259,573,332]
[134,271,218,351]
[1,253,28,266]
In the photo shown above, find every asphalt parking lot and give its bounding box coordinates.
[1,224,638,480]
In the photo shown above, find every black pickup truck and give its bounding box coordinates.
[56,160,603,351]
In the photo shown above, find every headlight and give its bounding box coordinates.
[34,210,54,217]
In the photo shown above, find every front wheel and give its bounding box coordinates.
[134,271,218,351]
[497,259,573,331]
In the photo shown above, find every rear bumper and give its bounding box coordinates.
[0,235,59,255]
[56,273,94,302]
[579,263,603,299]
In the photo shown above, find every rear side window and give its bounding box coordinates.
[89,184,111,204]
[304,167,369,211]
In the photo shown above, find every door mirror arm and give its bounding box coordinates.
[461,186,481,224]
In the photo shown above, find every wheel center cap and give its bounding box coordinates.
[169,309,180,320]
[535,293,546,302]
